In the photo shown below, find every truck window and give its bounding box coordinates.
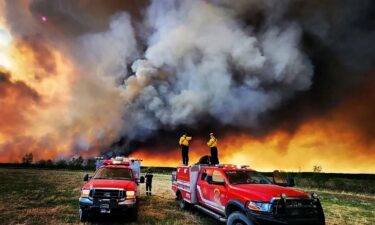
[225,170,272,185]
[93,167,134,180]
[212,170,225,182]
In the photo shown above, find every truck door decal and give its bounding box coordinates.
[197,185,225,213]
[213,188,221,203]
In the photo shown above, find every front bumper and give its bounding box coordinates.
[79,197,137,213]
[245,199,325,225]
[247,210,322,225]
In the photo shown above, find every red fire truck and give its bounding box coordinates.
[172,164,325,225]
[79,157,144,222]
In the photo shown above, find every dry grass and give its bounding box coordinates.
[306,189,375,225]
[0,168,374,225]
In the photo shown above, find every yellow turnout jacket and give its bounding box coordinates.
[179,135,192,146]
[207,137,217,147]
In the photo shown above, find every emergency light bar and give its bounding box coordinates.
[103,159,130,166]
[215,164,238,168]
[211,164,250,169]
[102,157,143,166]
[223,164,237,167]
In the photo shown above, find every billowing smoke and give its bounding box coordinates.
[0,0,374,170]
[120,0,313,141]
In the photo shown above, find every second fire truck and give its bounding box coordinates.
[172,164,325,225]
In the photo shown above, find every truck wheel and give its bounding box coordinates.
[79,208,89,222]
[227,212,253,225]
[128,207,138,221]
[178,194,190,210]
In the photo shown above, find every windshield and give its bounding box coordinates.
[93,167,134,180]
[225,170,272,185]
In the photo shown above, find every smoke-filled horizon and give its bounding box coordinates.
[0,0,374,172]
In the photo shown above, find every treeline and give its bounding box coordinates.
[262,171,375,194]
[261,172,375,181]
[1,153,97,170]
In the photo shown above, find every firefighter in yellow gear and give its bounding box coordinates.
[207,133,219,165]
[179,134,192,165]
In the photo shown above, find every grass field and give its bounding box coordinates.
[0,168,374,225]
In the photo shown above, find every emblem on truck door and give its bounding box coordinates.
[214,188,221,203]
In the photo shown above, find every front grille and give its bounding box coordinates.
[272,198,318,217]
[90,189,124,199]
[285,199,315,209]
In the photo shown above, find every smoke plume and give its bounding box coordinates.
[0,0,374,172]
[121,0,313,140]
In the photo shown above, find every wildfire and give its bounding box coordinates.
[1,21,374,172]
[0,1,374,174]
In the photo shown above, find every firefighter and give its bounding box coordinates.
[207,133,219,165]
[179,133,192,165]
[145,168,153,196]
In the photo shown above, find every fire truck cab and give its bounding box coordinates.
[172,164,325,225]
[79,157,144,222]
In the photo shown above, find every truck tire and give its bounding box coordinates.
[79,208,89,222]
[227,211,254,225]
[177,194,190,210]
[127,207,138,221]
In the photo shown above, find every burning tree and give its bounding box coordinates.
[21,153,33,165]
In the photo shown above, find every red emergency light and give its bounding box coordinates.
[102,159,130,166]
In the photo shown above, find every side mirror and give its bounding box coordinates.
[273,170,294,187]
[139,176,145,184]
[83,174,89,181]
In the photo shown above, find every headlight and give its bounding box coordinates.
[247,201,272,212]
[126,191,136,199]
[311,192,318,199]
[280,193,287,199]
[80,189,90,198]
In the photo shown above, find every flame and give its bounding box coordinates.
[0,25,12,69]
